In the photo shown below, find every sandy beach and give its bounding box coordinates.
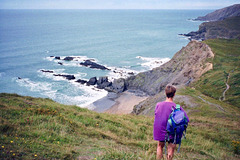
[104,91,148,114]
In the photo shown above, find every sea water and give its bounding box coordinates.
[0,9,211,108]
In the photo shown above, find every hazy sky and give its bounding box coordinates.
[0,0,239,9]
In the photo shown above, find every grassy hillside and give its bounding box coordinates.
[1,92,240,159]
[202,16,240,37]
[194,39,240,107]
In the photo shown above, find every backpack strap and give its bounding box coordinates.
[176,104,180,109]
[173,129,177,144]
[177,140,181,153]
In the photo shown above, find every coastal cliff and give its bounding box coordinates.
[126,40,214,96]
[132,39,240,115]
[182,4,240,41]
[194,4,240,21]
[182,16,240,41]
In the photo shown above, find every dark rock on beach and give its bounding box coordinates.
[106,78,126,93]
[87,77,97,86]
[80,60,109,70]
[58,62,63,65]
[55,56,61,60]
[97,76,112,89]
[128,72,134,75]
[75,79,87,84]
[53,74,75,80]
[63,57,74,61]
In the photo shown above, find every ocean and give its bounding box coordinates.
[0,9,211,109]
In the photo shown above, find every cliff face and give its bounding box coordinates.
[195,4,240,21]
[183,16,240,41]
[126,41,214,96]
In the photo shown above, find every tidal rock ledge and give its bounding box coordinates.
[53,74,75,80]
[80,60,110,70]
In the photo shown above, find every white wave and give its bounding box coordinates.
[49,55,96,62]
[177,34,191,41]
[38,69,68,81]
[45,56,55,61]
[15,77,107,109]
[45,55,99,68]
[38,69,89,82]
[62,56,96,62]
[16,78,56,93]
[74,72,87,79]
[187,19,199,23]
[64,83,108,108]
[107,66,139,81]
[136,56,170,70]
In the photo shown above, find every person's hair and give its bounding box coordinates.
[165,85,176,98]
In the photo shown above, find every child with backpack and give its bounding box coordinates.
[153,85,189,160]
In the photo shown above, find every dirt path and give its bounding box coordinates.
[198,96,225,112]
[222,74,230,101]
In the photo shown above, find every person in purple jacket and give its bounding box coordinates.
[153,85,189,160]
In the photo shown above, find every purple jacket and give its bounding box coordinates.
[153,101,189,141]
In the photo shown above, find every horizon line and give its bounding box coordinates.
[0,8,215,10]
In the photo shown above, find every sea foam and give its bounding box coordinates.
[15,77,57,99]
[36,55,171,109]
[136,56,170,70]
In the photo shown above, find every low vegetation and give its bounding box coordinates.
[194,39,240,107]
[1,90,240,159]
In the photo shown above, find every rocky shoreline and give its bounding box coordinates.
[179,4,240,41]
[41,39,215,113]
[180,16,240,41]
[40,4,240,114]
[84,40,214,113]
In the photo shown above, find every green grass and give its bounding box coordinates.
[194,39,240,106]
[1,91,240,159]
[200,16,240,39]
[0,93,155,159]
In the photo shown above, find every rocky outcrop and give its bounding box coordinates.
[125,40,214,96]
[87,77,97,86]
[106,78,127,93]
[75,79,87,84]
[63,57,74,61]
[40,70,54,73]
[181,16,240,40]
[194,4,240,21]
[76,76,126,93]
[96,76,112,89]
[53,74,75,80]
[87,77,97,85]
[80,60,109,70]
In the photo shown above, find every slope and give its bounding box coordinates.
[183,16,240,40]
[195,39,240,107]
[0,92,240,159]
[195,4,240,21]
